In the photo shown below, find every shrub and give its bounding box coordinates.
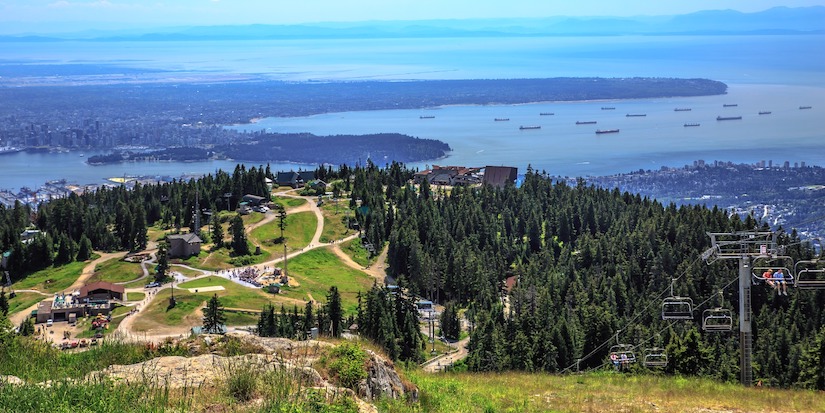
[328,342,367,390]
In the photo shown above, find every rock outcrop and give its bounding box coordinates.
[359,350,418,401]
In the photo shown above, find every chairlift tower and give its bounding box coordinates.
[704,231,778,387]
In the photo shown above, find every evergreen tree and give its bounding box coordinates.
[0,290,8,316]
[231,214,250,255]
[77,234,93,261]
[326,286,343,337]
[303,301,315,338]
[155,243,170,283]
[798,326,825,390]
[203,294,226,334]
[440,302,461,341]
[18,316,34,336]
[211,213,224,249]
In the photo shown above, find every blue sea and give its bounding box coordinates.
[1,34,824,189]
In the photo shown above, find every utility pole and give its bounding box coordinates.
[704,231,776,387]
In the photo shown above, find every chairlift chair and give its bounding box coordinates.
[609,344,637,364]
[662,296,694,320]
[702,308,733,332]
[643,347,668,368]
[794,259,825,289]
[751,266,795,287]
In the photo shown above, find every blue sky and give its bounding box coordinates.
[2,0,825,34]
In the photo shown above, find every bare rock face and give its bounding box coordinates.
[358,350,418,401]
[89,353,322,389]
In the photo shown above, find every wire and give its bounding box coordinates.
[561,253,706,373]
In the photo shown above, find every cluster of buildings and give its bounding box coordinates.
[413,165,518,188]
[35,281,125,324]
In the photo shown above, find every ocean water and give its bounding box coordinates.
[0,34,823,189]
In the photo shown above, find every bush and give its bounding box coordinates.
[328,342,367,390]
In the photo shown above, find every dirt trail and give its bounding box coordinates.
[421,336,471,373]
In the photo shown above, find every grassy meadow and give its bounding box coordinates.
[378,370,825,413]
[279,248,375,313]
[88,257,144,284]
[11,260,87,293]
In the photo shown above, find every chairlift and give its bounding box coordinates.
[661,279,694,320]
[702,308,733,332]
[643,347,668,368]
[751,266,795,286]
[609,344,637,365]
[794,259,825,289]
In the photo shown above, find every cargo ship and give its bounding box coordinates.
[419,115,435,119]
[601,107,616,110]
[717,116,742,121]
[494,118,510,121]
[758,111,772,115]
[799,106,812,109]
[595,129,620,134]
[539,112,554,116]
[519,126,541,130]
[626,114,647,117]
[684,123,700,127]
[674,108,692,112]
[723,104,738,107]
[576,121,597,125]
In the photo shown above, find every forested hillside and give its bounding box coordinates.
[374,168,824,388]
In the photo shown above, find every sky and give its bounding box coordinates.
[1,0,825,34]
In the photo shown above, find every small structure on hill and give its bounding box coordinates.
[242,194,266,207]
[276,171,304,188]
[167,233,202,258]
[79,281,125,301]
[482,166,518,188]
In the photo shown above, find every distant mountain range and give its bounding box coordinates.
[2,6,824,41]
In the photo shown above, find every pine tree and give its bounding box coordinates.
[77,234,93,261]
[0,290,8,316]
[231,214,250,256]
[155,243,170,283]
[440,302,461,341]
[203,294,226,334]
[326,286,343,337]
[18,316,34,336]
[303,301,315,338]
[211,213,224,249]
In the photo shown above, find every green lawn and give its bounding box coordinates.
[11,260,88,293]
[127,291,145,301]
[6,292,46,317]
[272,196,307,210]
[279,248,375,313]
[132,276,281,330]
[89,258,145,284]
[340,238,372,268]
[249,210,316,257]
[319,201,352,243]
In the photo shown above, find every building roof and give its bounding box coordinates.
[79,281,125,296]
[242,194,265,202]
[167,233,203,244]
[483,166,518,188]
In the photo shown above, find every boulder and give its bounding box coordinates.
[358,350,418,401]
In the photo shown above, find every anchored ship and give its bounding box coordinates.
[799,106,812,109]
[576,121,597,125]
[723,104,738,107]
[419,115,435,119]
[519,125,541,130]
[758,111,772,115]
[539,112,554,116]
[717,116,742,121]
[674,108,692,112]
[684,123,700,127]
[595,129,620,134]
[626,114,647,117]
[494,118,510,121]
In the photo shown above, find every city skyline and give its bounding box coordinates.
[2,0,825,34]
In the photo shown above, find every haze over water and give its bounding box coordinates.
[1,33,824,189]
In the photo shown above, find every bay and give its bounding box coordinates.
[1,34,824,189]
